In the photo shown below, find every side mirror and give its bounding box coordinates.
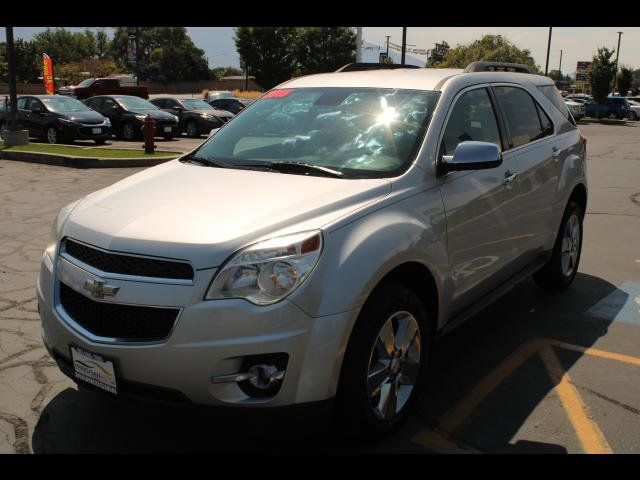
[441,141,502,173]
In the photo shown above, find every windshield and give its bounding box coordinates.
[41,97,91,113]
[77,79,94,87]
[181,99,214,110]
[193,87,440,178]
[116,96,158,112]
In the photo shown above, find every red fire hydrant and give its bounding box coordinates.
[141,115,156,154]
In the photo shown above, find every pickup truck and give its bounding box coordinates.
[584,96,633,120]
[56,78,149,100]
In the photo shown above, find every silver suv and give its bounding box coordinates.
[38,63,587,436]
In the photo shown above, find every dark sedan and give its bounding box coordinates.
[208,98,247,115]
[150,97,234,137]
[0,95,111,144]
[84,95,179,140]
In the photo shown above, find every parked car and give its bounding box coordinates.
[627,96,640,103]
[208,98,246,115]
[150,97,234,137]
[564,99,585,121]
[584,96,633,120]
[57,78,149,100]
[0,95,111,144]
[566,94,592,103]
[39,64,587,436]
[84,95,178,140]
[205,90,235,102]
[626,99,640,120]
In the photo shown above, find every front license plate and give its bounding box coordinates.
[163,126,172,132]
[70,345,118,394]
[92,128,101,134]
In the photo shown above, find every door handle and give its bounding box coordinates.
[552,145,562,160]
[503,171,518,185]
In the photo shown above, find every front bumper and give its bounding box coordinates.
[61,123,112,141]
[37,250,356,408]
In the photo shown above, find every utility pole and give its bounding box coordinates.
[356,27,362,62]
[135,27,140,87]
[559,49,563,76]
[545,26,552,76]
[3,27,28,145]
[401,27,407,65]
[385,35,390,57]
[614,31,623,94]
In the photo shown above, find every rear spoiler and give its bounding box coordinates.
[335,63,421,72]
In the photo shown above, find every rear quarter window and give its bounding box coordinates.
[537,85,576,126]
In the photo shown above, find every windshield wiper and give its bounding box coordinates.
[267,162,344,178]
[180,153,229,168]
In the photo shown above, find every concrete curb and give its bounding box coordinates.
[0,150,179,168]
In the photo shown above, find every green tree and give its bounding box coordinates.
[110,27,211,83]
[438,35,539,72]
[615,66,633,96]
[0,43,7,82]
[426,41,450,67]
[32,28,97,64]
[632,69,640,95]
[234,27,298,89]
[589,47,617,103]
[95,28,110,59]
[294,27,356,75]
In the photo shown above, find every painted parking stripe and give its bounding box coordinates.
[539,345,613,454]
[586,281,640,326]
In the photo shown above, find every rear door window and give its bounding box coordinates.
[494,86,552,149]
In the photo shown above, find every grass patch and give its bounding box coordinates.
[0,140,180,159]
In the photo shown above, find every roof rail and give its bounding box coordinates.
[335,63,421,72]
[464,61,534,74]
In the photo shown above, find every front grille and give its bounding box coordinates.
[59,282,179,341]
[64,238,194,280]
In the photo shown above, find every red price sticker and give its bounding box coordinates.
[263,89,295,99]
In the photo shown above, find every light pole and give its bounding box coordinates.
[401,27,407,65]
[614,31,623,94]
[356,27,362,62]
[544,26,552,76]
[3,27,28,145]
[559,49,563,77]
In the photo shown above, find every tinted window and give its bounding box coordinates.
[538,85,575,125]
[440,88,501,157]
[494,86,549,148]
[17,97,28,110]
[116,96,157,112]
[101,98,118,113]
[536,103,553,136]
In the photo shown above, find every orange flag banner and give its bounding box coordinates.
[42,54,54,95]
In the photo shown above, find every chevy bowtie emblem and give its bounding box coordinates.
[83,279,120,299]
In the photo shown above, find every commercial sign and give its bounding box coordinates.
[575,61,592,83]
[42,54,54,95]
[388,41,428,56]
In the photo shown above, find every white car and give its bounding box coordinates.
[626,99,640,121]
[564,99,585,121]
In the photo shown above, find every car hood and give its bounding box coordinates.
[60,110,106,123]
[131,109,176,120]
[63,160,391,269]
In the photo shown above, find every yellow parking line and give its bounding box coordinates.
[539,345,613,454]
[436,338,544,433]
[549,340,640,367]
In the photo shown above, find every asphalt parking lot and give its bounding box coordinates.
[0,121,639,453]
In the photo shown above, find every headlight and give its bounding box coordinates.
[59,118,74,124]
[103,118,111,126]
[44,199,82,262]
[205,230,323,305]
[135,114,147,121]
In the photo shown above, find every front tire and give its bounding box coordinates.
[122,121,137,141]
[533,200,584,293]
[46,126,59,144]
[335,284,430,438]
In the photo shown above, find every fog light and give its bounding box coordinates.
[247,364,285,389]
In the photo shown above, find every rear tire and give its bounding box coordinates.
[533,201,584,293]
[335,284,431,439]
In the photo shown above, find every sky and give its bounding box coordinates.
[2,27,638,75]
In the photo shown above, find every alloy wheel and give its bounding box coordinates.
[46,127,57,144]
[560,213,581,277]
[123,123,135,140]
[367,311,421,422]
[186,121,198,137]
